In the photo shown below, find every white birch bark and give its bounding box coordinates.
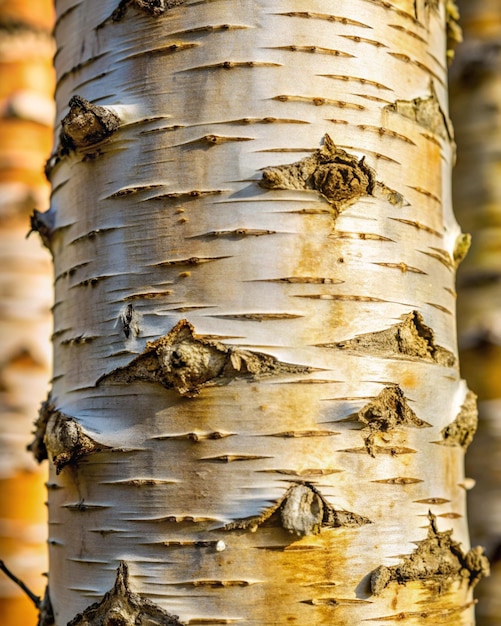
[39,1,488,624]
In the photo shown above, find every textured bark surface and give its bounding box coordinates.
[0,1,54,623]
[450,1,501,623]
[43,1,485,624]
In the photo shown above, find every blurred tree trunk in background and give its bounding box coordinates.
[0,0,54,623]
[450,2,501,625]
[38,2,489,625]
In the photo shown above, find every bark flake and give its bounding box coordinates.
[259,134,375,214]
[60,96,120,152]
[68,561,184,625]
[28,398,110,473]
[452,232,471,267]
[385,85,451,139]
[370,512,489,595]
[332,311,456,367]
[111,0,185,21]
[226,483,370,537]
[347,385,431,457]
[440,390,478,450]
[97,319,311,397]
[27,209,55,254]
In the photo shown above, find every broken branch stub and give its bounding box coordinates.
[349,385,431,457]
[226,483,370,537]
[259,134,375,213]
[97,319,311,397]
[27,209,55,254]
[370,512,489,596]
[333,311,456,367]
[68,561,184,625]
[60,96,120,151]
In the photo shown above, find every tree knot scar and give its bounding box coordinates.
[348,386,431,457]
[109,0,185,22]
[259,134,375,214]
[225,483,370,537]
[333,311,456,367]
[120,303,141,339]
[67,561,185,625]
[27,209,55,254]
[27,397,110,473]
[60,96,120,152]
[97,319,311,397]
[440,390,478,449]
[370,512,489,596]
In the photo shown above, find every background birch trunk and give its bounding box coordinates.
[0,1,54,623]
[38,1,488,624]
[450,2,501,624]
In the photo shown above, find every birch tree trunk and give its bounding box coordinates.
[0,1,54,623]
[35,1,489,624]
[450,2,501,624]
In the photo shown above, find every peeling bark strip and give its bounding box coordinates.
[347,385,430,457]
[226,483,370,537]
[97,319,310,397]
[27,399,109,473]
[259,134,375,212]
[68,561,184,625]
[332,311,456,367]
[440,390,478,450]
[370,513,489,596]
[60,96,120,151]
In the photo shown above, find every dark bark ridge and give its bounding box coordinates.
[225,483,371,537]
[28,398,110,473]
[97,319,312,397]
[344,385,431,457]
[68,561,184,625]
[370,512,489,596]
[327,310,457,367]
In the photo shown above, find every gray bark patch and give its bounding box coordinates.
[370,512,489,595]
[440,390,478,450]
[38,587,54,626]
[226,482,370,537]
[259,134,375,214]
[332,311,456,367]
[347,385,431,457]
[97,319,311,397]
[60,96,120,151]
[68,561,184,625]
